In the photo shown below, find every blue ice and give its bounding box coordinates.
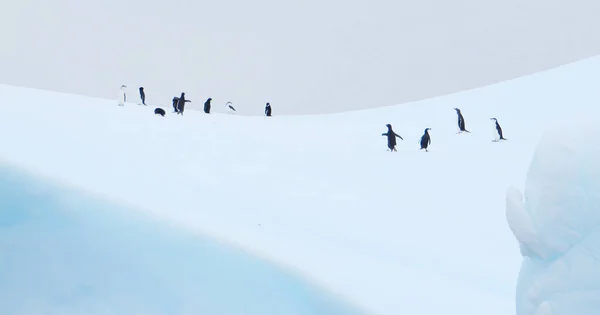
[0,164,364,315]
[506,123,600,315]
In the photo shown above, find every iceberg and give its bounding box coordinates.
[506,120,600,315]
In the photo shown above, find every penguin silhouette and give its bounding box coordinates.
[154,108,166,117]
[454,108,470,133]
[177,93,191,115]
[204,98,212,114]
[139,87,146,105]
[381,124,403,152]
[172,97,180,113]
[420,128,431,152]
[490,118,507,141]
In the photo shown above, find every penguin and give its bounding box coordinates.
[265,102,272,116]
[177,93,191,115]
[172,96,180,113]
[381,124,403,152]
[454,108,470,133]
[420,128,431,152]
[226,101,236,114]
[204,97,212,114]
[117,85,127,106]
[139,87,146,105]
[154,107,166,117]
[490,118,507,141]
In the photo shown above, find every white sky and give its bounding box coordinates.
[1,0,599,115]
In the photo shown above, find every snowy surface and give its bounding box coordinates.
[506,119,600,315]
[0,165,361,315]
[0,56,599,314]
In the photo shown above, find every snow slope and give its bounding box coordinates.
[506,119,600,315]
[0,55,599,314]
[0,164,362,315]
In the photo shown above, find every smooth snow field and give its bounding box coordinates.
[0,55,599,315]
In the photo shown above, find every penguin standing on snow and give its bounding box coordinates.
[204,98,212,114]
[139,87,146,105]
[420,128,431,152]
[265,102,272,117]
[381,124,403,152]
[177,93,191,115]
[172,96,180,113]
[117,85,127,106]
[490,118,507,141]
[454,108,470,133]
[226,101,236,114]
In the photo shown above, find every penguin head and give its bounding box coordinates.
[425,128,431,132]
[121,85,127,88]
[386,124,392,129]
[139,87,144,90]
[454,108,461,113]
[490,117,497,121]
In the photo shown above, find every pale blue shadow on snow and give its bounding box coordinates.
[0,165,365,315]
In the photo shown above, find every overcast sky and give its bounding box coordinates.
[1,0,599,115]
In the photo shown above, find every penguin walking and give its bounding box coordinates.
[490,118,507,141]
[117,85,127,106]
[420,128,431,152]
[204,98,212,114]
[139,87,146,105]
[226,101,236,114]
[381,124,403,152]
[454,108,470,133]
[265,102,272,117]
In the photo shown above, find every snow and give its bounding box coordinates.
[0,165,361,315]
[0,55,599,314]
[506,118,600,315]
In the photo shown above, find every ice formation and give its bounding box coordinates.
[506,121,600,315]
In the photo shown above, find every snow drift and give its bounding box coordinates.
[0,163,364,315]
[506,119,600,315]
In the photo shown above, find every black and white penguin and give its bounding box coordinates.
[177,93,191,115]
[381,124,403,152]
[490,118,507,141]
[420,128,431,152]
[139,87,146,105]
[204,98,212,114]
[226,101,236,114]
[154,107,166,117]
[454,108,470,133]
[172,97,179,113]
[265,102,272,116]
